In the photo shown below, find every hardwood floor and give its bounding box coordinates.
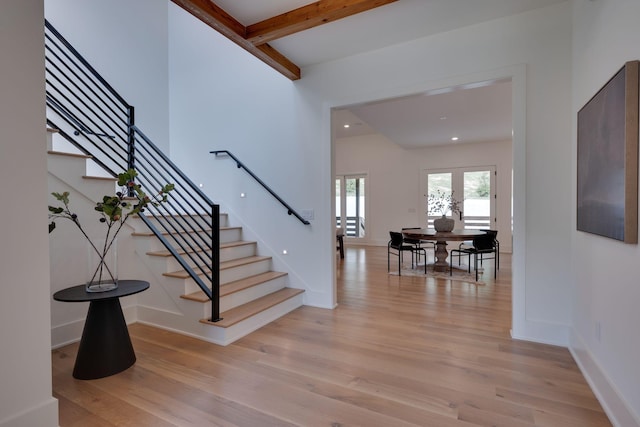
[52,246,612,426]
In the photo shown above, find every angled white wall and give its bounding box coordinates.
[571,1,640,426]
[45,0,169,150]
[0,1,58,426]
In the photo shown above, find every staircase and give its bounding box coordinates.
[47,129,305,346]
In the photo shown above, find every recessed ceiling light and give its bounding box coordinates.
[343,124,350,128]
[440,116,447,120]
[451,137,459,141]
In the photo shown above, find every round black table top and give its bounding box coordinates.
[53,280,149,303]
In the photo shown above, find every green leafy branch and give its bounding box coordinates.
[427,189,461,216]
[48,169,174,283]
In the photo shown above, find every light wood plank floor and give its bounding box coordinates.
[52,246,612,426]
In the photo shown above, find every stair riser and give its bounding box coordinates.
[136,227,242,254]
[129,213,229,233]
[221,259,272,285]
[48,155,118,203]
[220,227,242,244]
[220,243,256,263]
[217,275,287,314]
[205,293,305,345]
[151,242,256,272]
[150,231,215,255]
[137,290,304,346]
[180,258,273,295]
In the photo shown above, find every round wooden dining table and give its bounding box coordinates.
[402,228,486,272]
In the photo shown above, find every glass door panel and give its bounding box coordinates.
[335,178,343,231]
[423,167,496,230]
[426,172,454,228]
[336,175,367,239]
[463,170,492,229]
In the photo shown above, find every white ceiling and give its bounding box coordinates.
[213,0,566,68]
[211,0,565,148]
[333,79,513,148]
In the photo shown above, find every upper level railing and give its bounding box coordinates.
[210,150,311,225]
[45,19,222,321]
[336,216,365,237]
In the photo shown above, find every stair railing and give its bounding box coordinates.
[210,150,311,225]
[45,19,222,321]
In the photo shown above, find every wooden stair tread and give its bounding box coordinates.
[180,271,288,302]
[163,255,271,279]
[132,212,227,220]
[200,288,304,328]
[47,150,91,159]
[132,225,238,237]
[147,240,254,257]
[82,175,118,181]
[132,228,215,237]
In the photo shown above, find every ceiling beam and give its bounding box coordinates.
[246,0,398,46]
[171,0,300,80]
[171,0,397,81]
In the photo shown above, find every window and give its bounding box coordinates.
[336,175,367,238]
[422,167,496,230]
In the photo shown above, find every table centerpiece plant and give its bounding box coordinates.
[48,169,174,292]
[427,189,461,232]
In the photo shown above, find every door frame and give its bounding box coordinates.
[330,65,528,341]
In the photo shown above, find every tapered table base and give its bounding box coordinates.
[53,280,149,380]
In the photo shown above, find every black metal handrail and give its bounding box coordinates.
[210,150,311,225]
[45,19,222,321]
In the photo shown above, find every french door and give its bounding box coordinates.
[421,166,496,230]
[335,174,367,239]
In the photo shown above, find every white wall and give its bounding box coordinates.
[43,0,173,347]
[571,1,640,426]
[169,3,573,324]
[0,1,58,426]
[301,3,573,343]
[45,0,169,150]
[336,134,513,250]
[168,5,332,307]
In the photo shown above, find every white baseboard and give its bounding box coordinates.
[0,397,58,427]
[510,319,570,347]
[570,330,640,427]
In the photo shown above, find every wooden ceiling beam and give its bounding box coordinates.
[246,0,398,46]
[171,0,300,80]
[171,0,397,80]
[172,0,246,40]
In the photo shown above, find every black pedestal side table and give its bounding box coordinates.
[53,280,149,380]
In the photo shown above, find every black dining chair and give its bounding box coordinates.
[449,230,498,281]
[388,231,427,275]
[336,227,345,259]
[401,227,435,265]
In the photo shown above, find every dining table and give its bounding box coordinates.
[402,228,487,272]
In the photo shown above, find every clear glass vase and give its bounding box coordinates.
[86,237,118,292]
